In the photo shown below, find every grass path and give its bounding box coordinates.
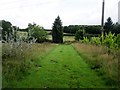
[15,44,108,88]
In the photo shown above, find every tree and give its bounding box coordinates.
[63,25,80,34]
[75,29,84,41]
[52,16,63,43]
[1,20,12,41]
[28,23,47,43]
[104,17,113,34]
[112,23,120,35]
[84,25,101,34]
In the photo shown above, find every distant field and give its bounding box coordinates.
[47,35,75,42]
[63,36,75,41]
[17,31,28,39]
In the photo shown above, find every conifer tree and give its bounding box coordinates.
[104,17,113,34]
[52,16,63,43]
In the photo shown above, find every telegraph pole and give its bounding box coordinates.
[118,1,120,24]
[101,0,105,35]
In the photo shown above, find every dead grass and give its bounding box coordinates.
[72,42,119,87]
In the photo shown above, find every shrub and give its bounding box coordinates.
[28,25,47,43]
[90,37,101,45]
[75,29,84,41]
[102,32,117,49]
[83,37,89,44]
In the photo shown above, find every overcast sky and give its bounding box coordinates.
[0,0,119,29]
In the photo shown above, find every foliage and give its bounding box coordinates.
[90,37,101,45]
[1,20,26,42]
[1,20,12,41]
[84,25,101,34]
[63,25,80,34]
[75,29,84,41]
[63,25,101,35]
[19,28,28,32]
[83,32,120,49]
[16,31,28,42]
[104,17,113,34]
[83,37,89,44]
[28,23,47,43]
[102,32,117,49]
[112,23,120,35]
[52,16,63,43]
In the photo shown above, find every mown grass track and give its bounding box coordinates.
[13,44,109,88]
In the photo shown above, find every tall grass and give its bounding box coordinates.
[72,43,119,87]
[2,42,55,87]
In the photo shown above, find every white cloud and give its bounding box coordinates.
[0,0,119,29]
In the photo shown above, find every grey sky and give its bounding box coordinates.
[0,0,119,29]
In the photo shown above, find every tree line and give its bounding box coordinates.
[64,17,120,35]
[1,16,120,43]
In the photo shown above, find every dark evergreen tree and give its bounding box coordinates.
[52,16,63,43]
[104,17,113,34]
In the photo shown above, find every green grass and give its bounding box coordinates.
[9,44,109,88]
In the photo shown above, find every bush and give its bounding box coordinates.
[90,37,101,45]
[28,25,47,43]
[83,37,89,44]
[75,29,84,41]
[102,32,117,49]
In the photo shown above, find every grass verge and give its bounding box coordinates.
[72,42,119,88]
[2,42,56,88]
